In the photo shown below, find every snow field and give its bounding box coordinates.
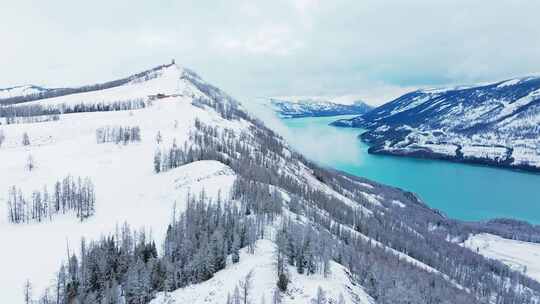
[150,239,374,304]
[463,233,540,283]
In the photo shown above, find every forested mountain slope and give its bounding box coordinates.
[150,239,374,304]
[1,63,540,304]
[332,76,540,172]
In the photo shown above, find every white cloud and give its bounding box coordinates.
[215,26,304,56]
[351,85,419,106]
[136,31,176,48]
[292,0,320,15]
[1,0,539,103]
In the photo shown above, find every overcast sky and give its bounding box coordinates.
[2,0,539,104]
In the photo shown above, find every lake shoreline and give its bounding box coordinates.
[277,115,540,224]
[366,145,540,175]
[331,119,540,174]
[333,116,540,177]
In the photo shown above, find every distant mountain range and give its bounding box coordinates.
[268,95,373,118]
[332,76,540,172]
[0,85,49,101]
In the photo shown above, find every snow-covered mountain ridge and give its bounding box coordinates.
[0,85,49,100]
[0,62,179,106]
[332,75,540,172]
[267,96,372,118]
[2,63,540,303]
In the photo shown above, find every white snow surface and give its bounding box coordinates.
[497,78,522,88]
[0,65,247,303]
[389,94,432,115]
[463,233,540,283]
[416,143,457,157]
[151,239,374,304]
[461,145,507,161]
[20,65,183,108]
[512,146,540,168]
[391,200,406,208]
[419,85,475,94]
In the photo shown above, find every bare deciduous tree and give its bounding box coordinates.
[312,287,327,304]
[239,270,254,304]
[0,129,5,147]
[23,280,32,304]
[22,132,30,146]
[26,154,35,172]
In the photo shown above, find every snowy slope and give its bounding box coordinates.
[151,239,374,304]
[2,63,540,304]
[332,75,540,171]
[268,96,372,118]
[463,233,540,283]
[0,65,244,303]
[18,65,182,108]
[0,64,378,303]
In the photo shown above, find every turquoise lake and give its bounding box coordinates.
[279,115,540,224]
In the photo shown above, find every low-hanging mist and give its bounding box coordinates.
[243,99,363,165]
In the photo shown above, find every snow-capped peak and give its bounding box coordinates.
[335,72,540,172]
[417,74,540,94]
[127,62,182,85]
[267,95,373,118]
[417,85,475,94]
[269,95,367,106]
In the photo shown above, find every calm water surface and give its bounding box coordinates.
[280,115,540,224]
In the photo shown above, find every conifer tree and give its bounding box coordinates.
[314,287,327,304]
[338,293,345,304]
[271,288,282,304]
[239,270,254,304]
[233,286,241,304]
[0,129,5,147]
[26,154,35,171]
[23,280,32,304]
[22,132,30,146]
[231,233,240,264]
[154,149,161,173]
